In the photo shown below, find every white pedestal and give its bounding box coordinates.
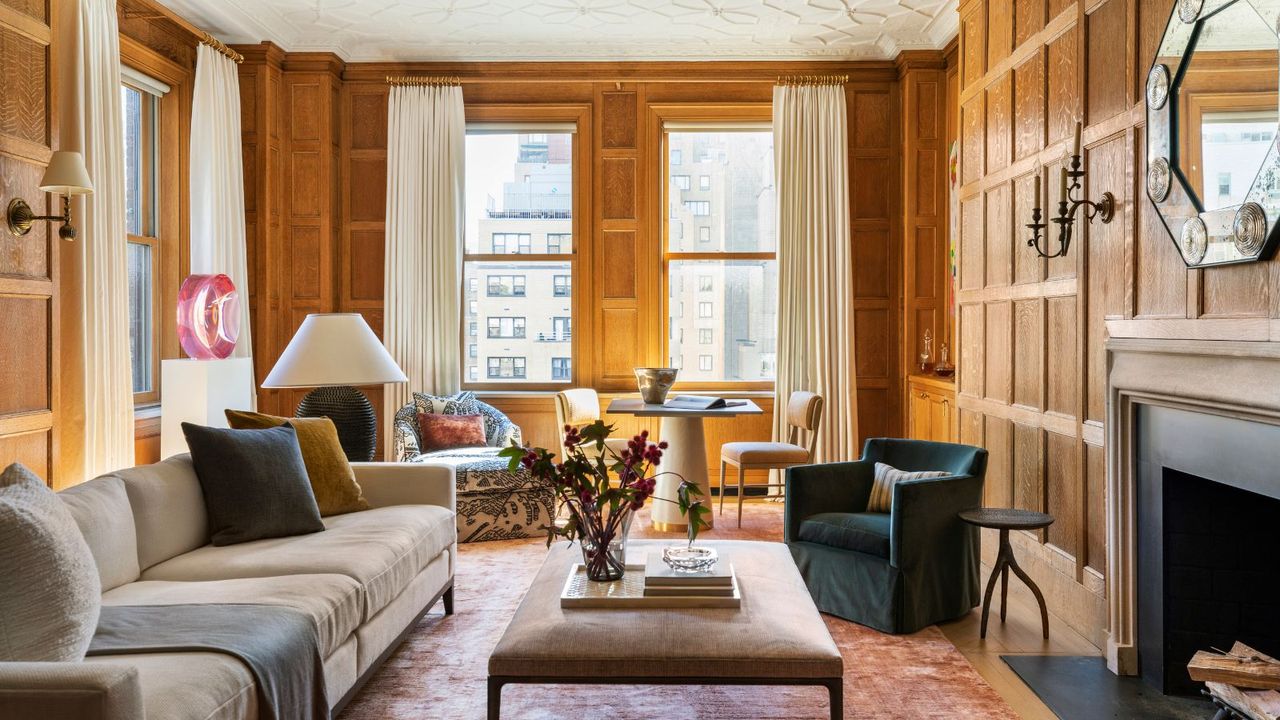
[160,358,257,459]
[650,415,715,531]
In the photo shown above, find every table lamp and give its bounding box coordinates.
[262,313,407,461]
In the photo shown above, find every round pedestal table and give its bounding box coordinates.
[605,397,763,531]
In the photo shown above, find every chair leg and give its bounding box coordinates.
[718,460,727,516]
[736,465,746,528]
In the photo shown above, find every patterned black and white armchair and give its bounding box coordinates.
[392,392,552,543]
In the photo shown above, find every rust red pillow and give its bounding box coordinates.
[417,413,487,453]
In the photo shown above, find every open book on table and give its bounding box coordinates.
[662,395,748,410]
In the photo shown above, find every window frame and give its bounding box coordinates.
[656,106,776,392]
[460,104,592,392]
[121,72,164,407]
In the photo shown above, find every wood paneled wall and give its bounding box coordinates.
[953,0,1276,646]
[235,52,920,468]
[0,0,59,485]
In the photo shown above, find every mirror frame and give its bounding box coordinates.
[1147,0,1280,267]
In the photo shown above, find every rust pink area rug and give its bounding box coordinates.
[339,503,1017,719]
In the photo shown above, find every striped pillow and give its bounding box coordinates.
[866,462,949,513]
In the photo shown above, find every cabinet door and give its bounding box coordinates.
[909,388,932,440]
[929,393,953,443]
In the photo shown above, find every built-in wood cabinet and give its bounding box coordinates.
[907,374,956,443]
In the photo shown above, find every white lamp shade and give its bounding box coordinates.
[262,313,407,388]
[39,151,94,195]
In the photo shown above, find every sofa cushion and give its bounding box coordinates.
[797,512,891,559]
[113,455,209,571]
[102,574,362,658]
[60,476,141,591]
[0,463,101,661]
[85,651,256,720]
[181,423,326,546]
[225,410,369,517]
[140,505,455,621]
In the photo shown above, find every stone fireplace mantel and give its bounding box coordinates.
[1105,338,1280,676]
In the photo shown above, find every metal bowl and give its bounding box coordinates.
[634,367,678,405]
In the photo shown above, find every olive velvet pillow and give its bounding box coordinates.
[180,423,325,546]
[225,410,369,516]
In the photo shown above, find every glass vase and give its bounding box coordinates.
[580,510,633,582]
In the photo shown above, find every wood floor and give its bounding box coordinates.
[938,568,1102,719]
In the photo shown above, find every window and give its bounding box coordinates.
[122,76,162,402]
[487,275,526,296]
[469,344,478,358]
[487,316,526,338]
[665,128,777,383]
[491,232,531,254]
[487,357,527,379]
[1217,172,1231,197]
[685,200,710,216]
[553,275,571,297]
[551,357,571,380]
[671,148,682,165]
[551,316,571,341]
[547,233,571,254]
[465,128,576,385]
[672,174,691,190]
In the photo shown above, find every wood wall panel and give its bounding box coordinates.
[601,91,637,149]
[985,183,1011,287]
[0,0,55,484]
[985,74,1011,173]
[983,414,1012,507]
[955,0,1280,647]
[601,157,635,220]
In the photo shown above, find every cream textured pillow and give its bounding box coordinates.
[866,462,949,513]
[0,463,102,661]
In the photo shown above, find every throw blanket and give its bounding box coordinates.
[87,603,327,720]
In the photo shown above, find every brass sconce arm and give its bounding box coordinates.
[7,196,77,241]
[1026,124,1116,259]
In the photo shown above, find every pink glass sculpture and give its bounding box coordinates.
[177,273,240,359]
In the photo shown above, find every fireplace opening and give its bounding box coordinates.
[1156,468,1280,695]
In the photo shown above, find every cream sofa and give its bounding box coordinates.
[0,455,456,720]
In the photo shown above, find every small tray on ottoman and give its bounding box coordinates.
[559,563,741,609]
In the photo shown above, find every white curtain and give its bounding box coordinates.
[190,43,255,409]
[190,45,254,367]
[772,83,859,463]
[383,84,465,452]
[76,0,134,477]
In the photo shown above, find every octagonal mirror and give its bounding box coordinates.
[1147,0,1280,267]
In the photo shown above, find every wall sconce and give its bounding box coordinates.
[6,151,94,241]
[1025,122,1115,259]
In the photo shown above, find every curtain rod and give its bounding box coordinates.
[200,32,244,64]
[776,74,848,86]
[386,75,463,87]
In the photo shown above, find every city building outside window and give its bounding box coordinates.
[672,175,690,190]
[666,127,778,384]
[123,74,162,403]
[464,128,575,385]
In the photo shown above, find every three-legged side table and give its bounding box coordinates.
[958,507,1055,640]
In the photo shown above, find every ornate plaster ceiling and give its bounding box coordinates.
[156,0,958,61]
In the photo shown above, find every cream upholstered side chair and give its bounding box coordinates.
[719,391,825,527]
[554,388,630,462]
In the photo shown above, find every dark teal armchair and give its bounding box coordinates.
[784,438,988,634]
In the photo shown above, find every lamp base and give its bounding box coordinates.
[296,385,377,462]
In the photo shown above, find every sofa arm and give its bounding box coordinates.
[351,462,456,511]
[783,461,875,543]
[0,662,143,720]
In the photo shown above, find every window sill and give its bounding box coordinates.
[134,403,162,420]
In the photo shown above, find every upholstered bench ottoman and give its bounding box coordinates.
[414,447,555,543]
[487,540,844,719]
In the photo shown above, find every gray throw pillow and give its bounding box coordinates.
[181,423,325,546]
[0,463,102,661]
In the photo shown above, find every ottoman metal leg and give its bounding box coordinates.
[487,677,503,720]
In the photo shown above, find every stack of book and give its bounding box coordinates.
[643,553,736,598]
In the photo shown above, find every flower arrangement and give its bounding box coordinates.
[501,420,711,581]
